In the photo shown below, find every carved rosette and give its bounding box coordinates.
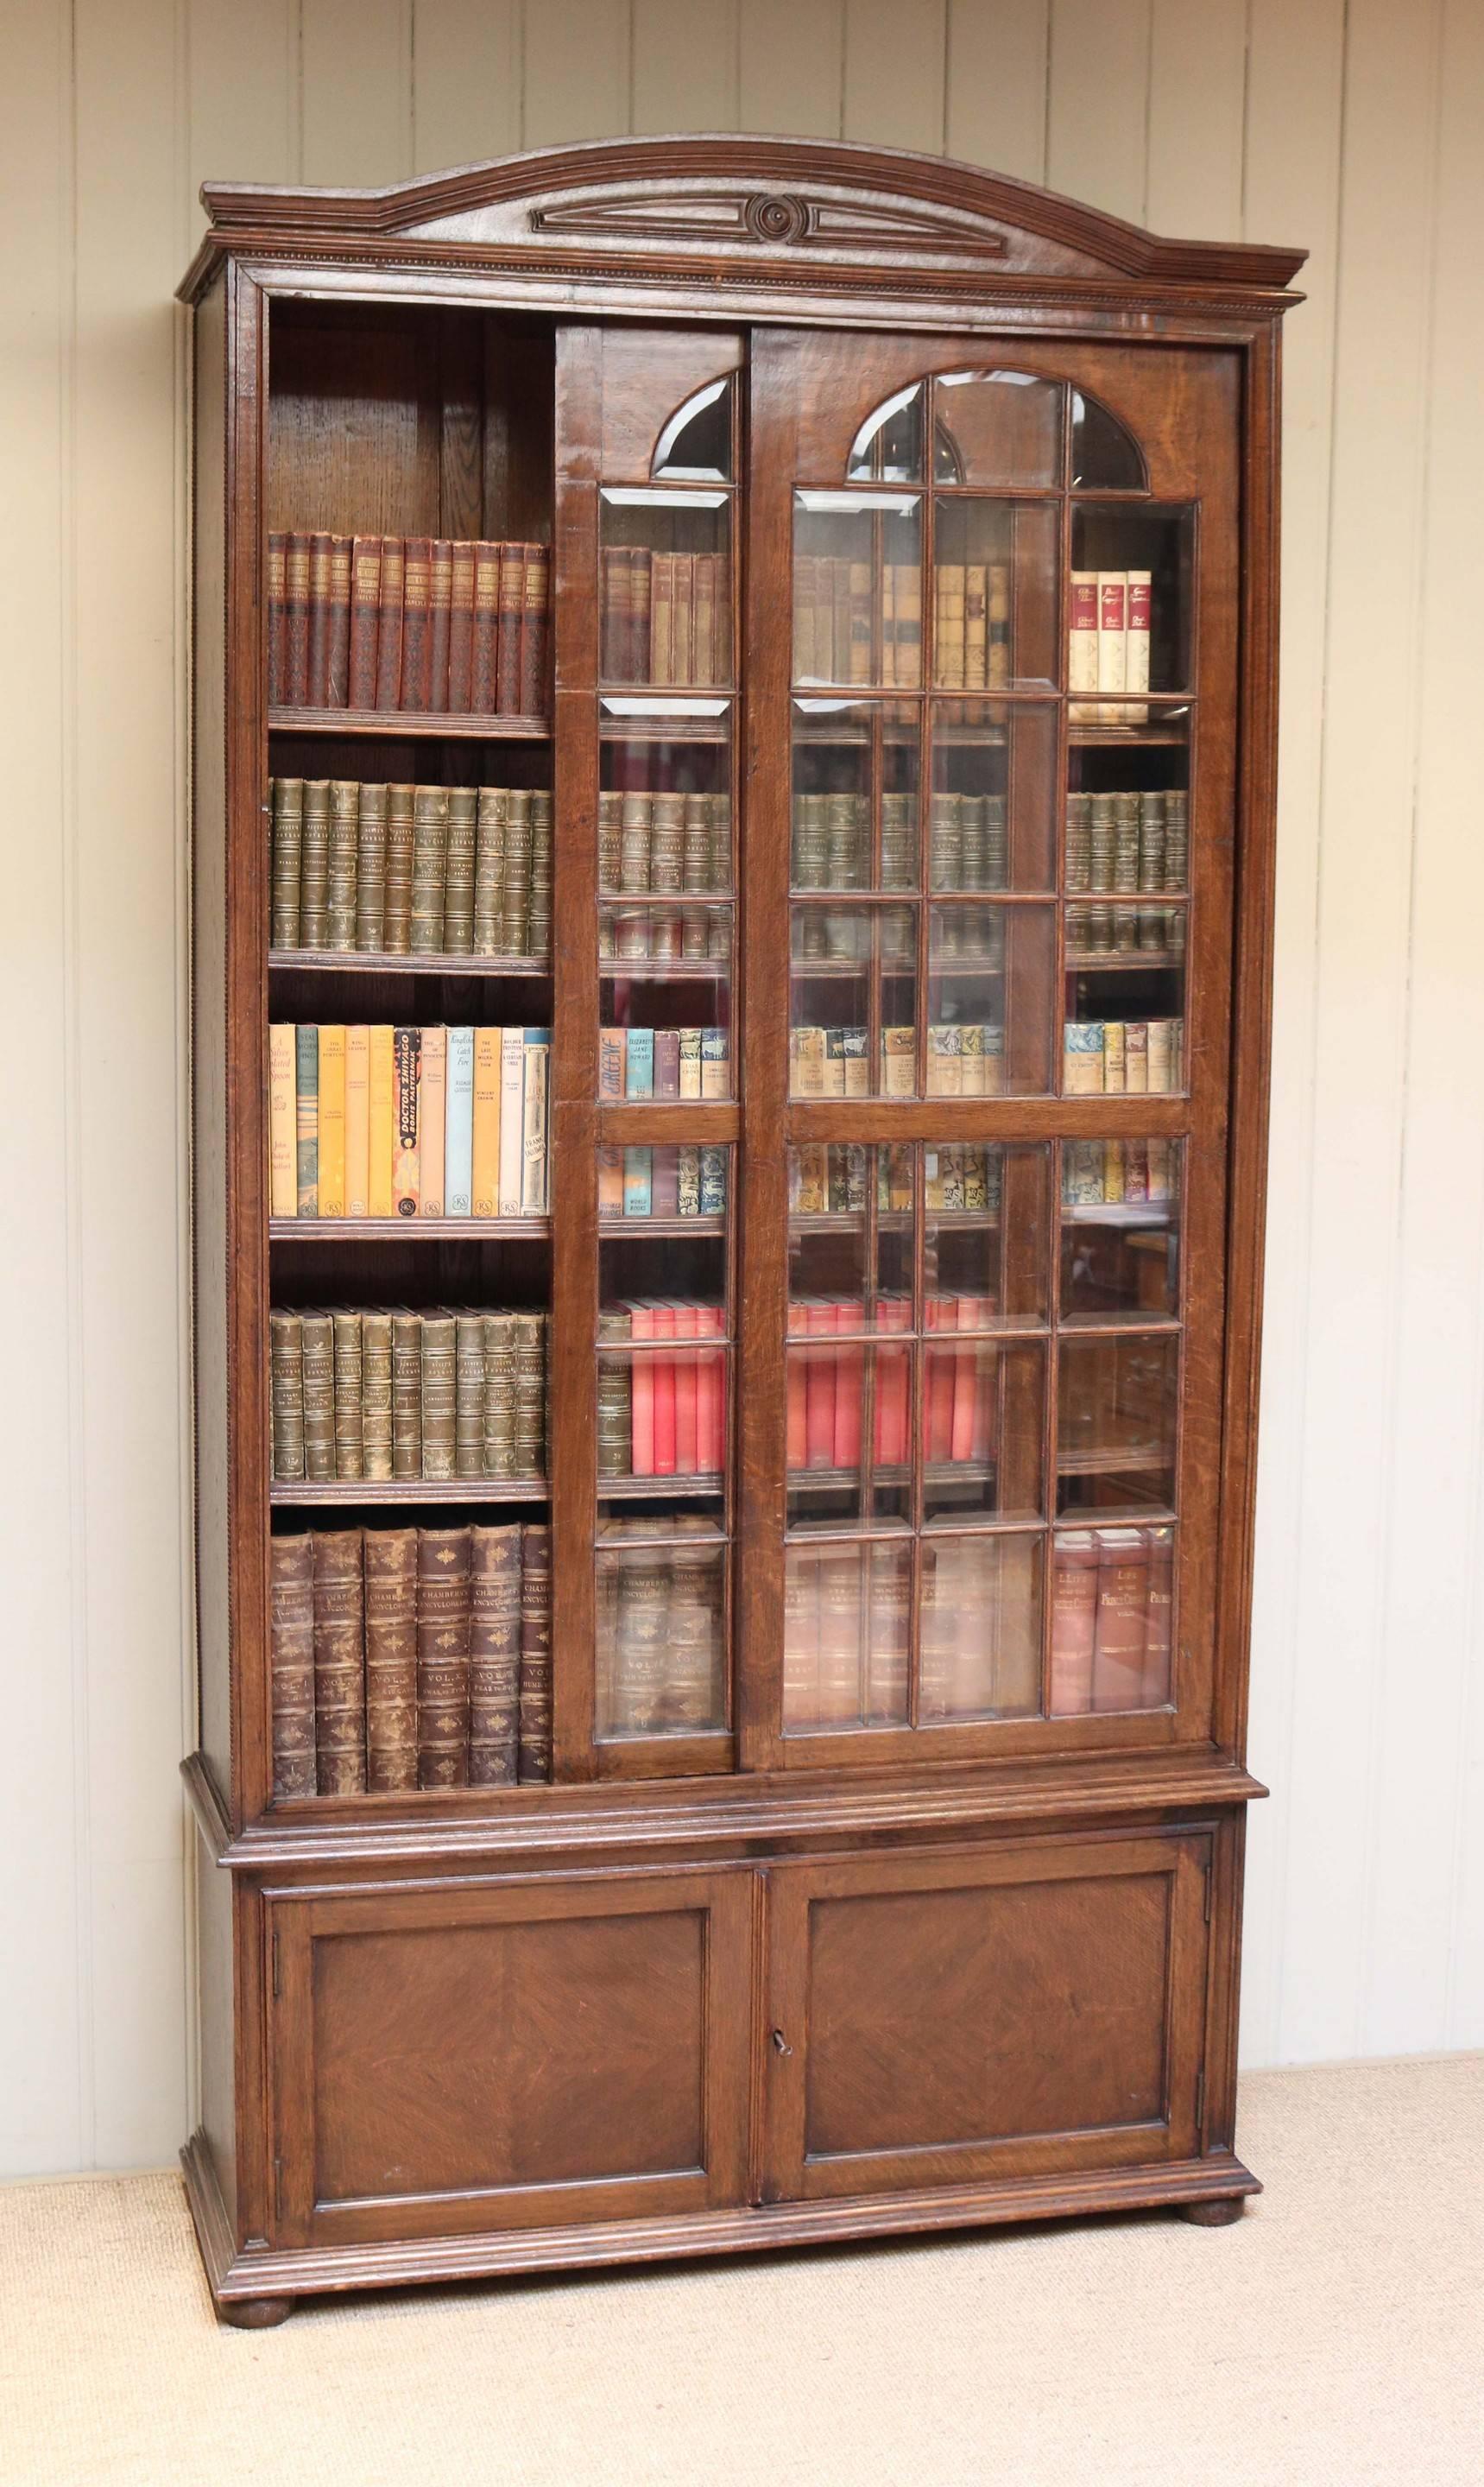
[743,193,811,245]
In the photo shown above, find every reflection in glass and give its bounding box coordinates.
[598,1141,728,1223]
[919,1534,1043,1718]
[600,490,731,687]
[783,1539,911,1732]
[1070,389,1146,492]
[933,370,1062,490]
[1048,1522,1172,1715]
[1060,1140,1181,1323]
[930,700,1056,893]
[652,378,732,481]
[793,492,922,687]
[786,1339,913,1529]
[1064,784,1188,897]
[1057,1332,1178,1516]
[919,1337,1045,1523]
[847,383,924,484]
[792,699,919,890]
[928,902,1055,1099]
[597,1335,729,1484]
[787,1142,913,1328]
[597,1524,726,1737]
[925,1140,1047,1327]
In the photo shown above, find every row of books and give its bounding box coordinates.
[267,532,549,715]
[793,791,919,892]
[1062,1140,1178,1208]
[268,777,551,959]
[790,1025,1007,1098]
[1067,570,1153,722]
[793,558,925,687]
[597,1520,725,1740]
[1048,1523,1173,1713]
[597,1025,729,1100]
[786,1299,1000,1471]
[791,1142,999,1216]
[781,1535,1041,1731]
[269,1025,551,1221]
[599,1143,729,1220]
[600,906,732,965]
[269,1307,547,1485]
[793,908,1009,967]
[1066,789,1186,895]
[598,788,731,895]
[596,1305,729,1479]
[270,1523,551,1796]
[1063,1018,1184,1095]
[1066,904,1185,959]
[599,547,732,686]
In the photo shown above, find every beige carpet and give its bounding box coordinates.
[2,2057,1481,2487]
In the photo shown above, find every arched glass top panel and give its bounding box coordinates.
[931,371,1062,490]
[652,378,733,482]
[1070,389,1147,490]
[846,383,925,484]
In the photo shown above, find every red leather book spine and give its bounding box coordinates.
[325,534,351,707]
[373,536,405,712]
[950,1297,977,1463]
[925,1298,955,1461]
[267,532,288,707]
[832,1307,863,1471]
[284,531,312,707]
[673,1302,698,1475]
[521,543,550,714]
[650,1301,678,1478]
[305,529,332,707]
[786,1332,807,1468]
[628,1302,655,1477]
[446,539,476,712]
[346,535,382,710]
[496,542,523,713]
[426,538,452,713]
[1142,1524,1174,1705]
[874,1297,911,1467]
[398,536,433,712]
[470,541,500,712]
[1091,1528,1149,1711]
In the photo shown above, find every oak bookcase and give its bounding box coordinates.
[180,136,1302,2324]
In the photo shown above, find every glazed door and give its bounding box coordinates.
[737,329,1240,1769]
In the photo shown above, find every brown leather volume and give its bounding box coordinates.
[416,1525,471,1788]
[446,539,476,712]
[267,532,288,707]
[305,530,333,706]
[313,1528,366,1795]
[346,535,382,708]
[373,535,406,712]
[399,535,433,711]
[469,1523,522,1786]
[284,531,312,707]
[470,541,500,712]
[325,533,351,706]
[520,543,549,715]
[496,541,523,714]
[269,1532,316,1798]
[363,1526,418,1792]
[517,1522,553,1782]
[426,537,453,712]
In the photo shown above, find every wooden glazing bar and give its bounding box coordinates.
[787,1098,1190,1143]
[597,1103,739,1144]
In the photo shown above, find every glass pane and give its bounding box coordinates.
[652,378,732,482]
[598,1140,728,1225]
[1066,728,1190,890]
[788,1142,913,1328]
[931,498,1058,690]
[1048,1522,1173,1714]
[1061,1139,1182,1322]
[598,975,732,1103]
[599,712,733,895]
[1069,504,1193,700]
[1061,1005,1184,1098]
[920,1337,1045,1523]
[786,1340,913,1528]
[597,1337,729,1486]
[1070,390,1146,491]
[600,490,732,688]
[793,699,919,891]
[1057,1332,1178,1516]
[932,371,1062,490]
[783,1540,912,1733]
[790,902,918,1098]
[928,902,1055,1098]
[847,383,925,484]
[925,1141,1048,1326]
[596,1524,726,1737]
[931,700,1056,893]
[919,1534,1043,1719]
[793,491,922,688]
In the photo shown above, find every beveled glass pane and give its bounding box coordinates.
[790,902,918,1098]
[793,491,922,688]
[600,490,732,688]
[597,1337,729,1485]
[1070,390,1146,491]
[792,699,919,891]
[930,700,1056,892]
[597,1524,726,1737]
[652,378,732,481]
[919,1533,1043,1720]
[928,902,1054,1098]
[925,1141,1049,1327]
[932,370,1062,490]
[1048,1521,1174,1715]
[598,1140,728,1224]
[920,1337,1045,1523]
[847,383,925,484]
[786,1340,913,1528]
[1069,504,1193,699]
[787,1142,913,1327]
[931,498,1058,689]
[783,1539,912,1733]
[1061,1139,1182,1322]
[1057,1332,1178,1516]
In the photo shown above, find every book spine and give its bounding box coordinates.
[363,1525,418,1791]
[512,1312,547,1478]
[366,1024,395,1218]
[360,1309,393,1481]
[1048,1529,1098,1713]
[445,1025,475,1216]
[344,1023,370,1218]
[521,1030,551,1215]
[316,1024,346,1217]
[1091,1527,1150,1711]
[418,1026,447,1217]
[305,531,332,707]
[269,778,302,949]
[416,1524,471,1788]
[391,1312,422,1479]
[347,536,382,709]
[354,782,388,952]
[470,541,501,713]
[446,539,476,712]
[410,787,448,955]
[325,780,359,952]
[420,1313,457,1481]
[268,1309,305,1481]
[963,564,988,690]
[269,1532,317,1797]
[443,786,477,955]
[426,538,453,713]
[268,1024,297,1218]
[313,1528,366,1795]
[471,1025,501,1217]
[1096,570,1127,721]
[332,1308,363,1480]
[496,541,523,714]
[267,532,288,707]
[1143,1524,1174,1705]
[399,536,433,711]
[497,1027,525,1217]
[1068,569,1099,720]
[298,780,330,947]
[300,1312,335,1480]
[469,1523,522,1784]
[1124,568,1151,724]
[455,1313,485,1480]
[294,1024,318,1215]
[325,534,351,706]
[373,537,406,712]
[283,532,312,706]
[392,1026,421,1216]
[483,1311,517,1478]
[517,1525,553,1782]
[631,548,654,683]
[521,543,549,714]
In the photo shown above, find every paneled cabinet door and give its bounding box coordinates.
[267,1867,754,2247]
[761,1831,1210,2203]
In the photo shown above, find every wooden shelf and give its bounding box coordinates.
[597,1471,725,1497]
[268,706,549,738]
[269,948,549,977]
[269,1217,550,1240]
[270,1476,548,1505]
[1067,950,1182,971]
[600,958,731,978]
[1056,1442,1170,1474]
[600,1215,727,1237]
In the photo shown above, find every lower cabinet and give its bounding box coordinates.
[263,1826,1215,2253]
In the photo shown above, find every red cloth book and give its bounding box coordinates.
[398,536,433,711]
[628,1301,654,1477]
[695,1304,726,1473]
[673,1302,698,1475]
[446,539,476,712]
[650,1300,677,1478]
[832,1300,863,1471]
[1049,1530,1099,1714]
[470,541,501,712]
[874,1295,911,1466]
[373,536,406,712]
[804,1302,837,1469]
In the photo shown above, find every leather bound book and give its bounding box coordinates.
[473,787,507,954]
[416,1524,472,1788]
[283,532,312,706]
[692,554,716,687]
[1091,1526,1149,1711]
[373,536,406,712]
[650,551,674,684]
[426,538,453,712]
[325,535,352,706]
[481,1309,517,1478]
[269,777,303,949]
[469,1522,522,1785]
[599,546,619,678]
[360,1309,393,1480]
[455,1313,485,1478]
[496,542,523,713]
[267,533,288,707]
[325,781,360,952]
[517,1523,553,1782]
[443,786,477,954]
[1048,1528,1098,1714]
[332,1309,363,1479]
[300,1312,335,1483]
[313,1527,367,1796]
[399,536,433,711]
[782,1552,821,1731]
[347,536,382,708]
[520,544,549,714]
[527,791,553,960]
[390,1310,423,1478]
[470,541,501,712]
[446,539,476,712]
[420,1311,457,1480]
[268,1309,305,1480]
[298,780,331,947]
[512,1312,546,1478]
[382,784,414,953]
[671,552,692,683]
[410,787,448,955]
[306,531,333,707]
[363,1526,418,1792]
[354,782,388,952]
[501,790,532,957]
[270,1532,317,1797]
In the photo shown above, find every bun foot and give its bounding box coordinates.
[220,2294,295,2328]
[1181,2195,1245,2227]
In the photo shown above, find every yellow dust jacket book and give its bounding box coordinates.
[470,1027,501,1218]
[268,1024,296,1218]
[317,1025,347,1217]
[344,1025,370,1217]
[367,1025,395,1217]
